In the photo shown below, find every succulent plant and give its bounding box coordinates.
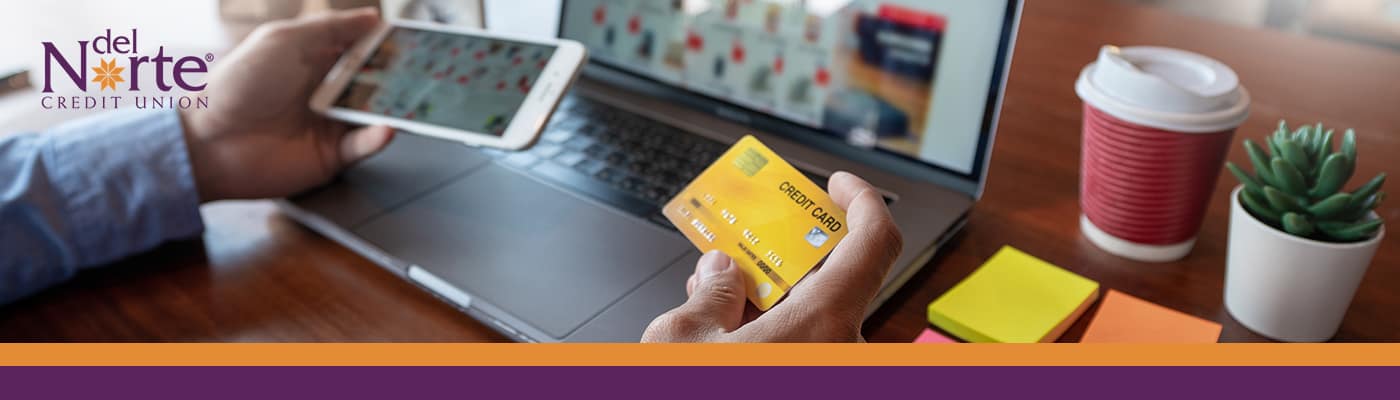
[1226,121,1385,242]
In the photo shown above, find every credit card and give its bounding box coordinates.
[662,135,848,310]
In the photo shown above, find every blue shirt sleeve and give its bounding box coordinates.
[0,109,204,305]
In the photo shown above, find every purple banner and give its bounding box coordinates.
[1,366,1389,399]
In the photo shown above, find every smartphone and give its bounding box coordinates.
[311,20,586,149]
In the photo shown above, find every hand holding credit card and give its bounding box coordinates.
[663,135,850,310]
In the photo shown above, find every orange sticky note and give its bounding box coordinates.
[1080,290,1221,343]
[913,328,956,343]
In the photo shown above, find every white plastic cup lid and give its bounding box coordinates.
[1076,45,1250,133]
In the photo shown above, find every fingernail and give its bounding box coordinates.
[699,250,731,278]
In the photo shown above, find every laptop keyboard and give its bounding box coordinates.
[490,96,729,226]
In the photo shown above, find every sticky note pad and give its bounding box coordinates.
[1080,290,1221,343]
[927,246,1100,343]
[913,328,956,343]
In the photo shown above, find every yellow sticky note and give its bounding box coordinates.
[1080,290,1221,343]
[927,246,1100,343]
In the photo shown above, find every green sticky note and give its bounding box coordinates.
[927,246,1100,343]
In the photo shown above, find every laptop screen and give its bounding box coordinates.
[559,0,1015,181]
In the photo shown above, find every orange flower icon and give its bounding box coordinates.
[91,58,125,91]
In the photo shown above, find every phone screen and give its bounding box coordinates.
[333,27,558,136]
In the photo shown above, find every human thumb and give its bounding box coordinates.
[645,251,748,341]
[339,125,394,166]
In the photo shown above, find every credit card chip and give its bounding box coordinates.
[733,148,769,176]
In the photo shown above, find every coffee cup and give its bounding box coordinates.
[1075,45,1250,262]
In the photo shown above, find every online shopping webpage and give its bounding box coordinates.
[560,0,1009,174]
[335,27,557,136]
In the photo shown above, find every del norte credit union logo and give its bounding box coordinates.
[41,28,211,110]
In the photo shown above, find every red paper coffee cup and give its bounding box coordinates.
[1075,46,1249,262]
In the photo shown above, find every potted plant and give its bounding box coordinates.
[1223,121,1386,342]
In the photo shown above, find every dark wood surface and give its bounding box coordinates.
[2,0,1396,342]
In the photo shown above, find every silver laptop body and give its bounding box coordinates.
[281,0,1022,342]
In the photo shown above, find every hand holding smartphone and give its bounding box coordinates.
[311,20,587,149]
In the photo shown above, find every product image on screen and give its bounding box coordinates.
[334,28,557,136]
[562,0,1011,175]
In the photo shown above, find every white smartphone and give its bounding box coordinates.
[311,20,587,149]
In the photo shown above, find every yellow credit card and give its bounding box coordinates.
[662,135,848,310]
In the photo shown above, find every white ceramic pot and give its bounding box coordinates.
[1224,186,1385,342]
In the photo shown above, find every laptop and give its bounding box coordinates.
[281,0,1022,342]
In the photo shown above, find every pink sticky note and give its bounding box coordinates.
[914,328,956,343]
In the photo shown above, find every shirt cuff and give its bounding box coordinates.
[42,109,205,267]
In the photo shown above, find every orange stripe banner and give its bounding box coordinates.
[1,343,1399,366]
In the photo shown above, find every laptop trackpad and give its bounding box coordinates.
[353,163,691,338]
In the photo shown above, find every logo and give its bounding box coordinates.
[40,29,211,110]
[90,58,125,91]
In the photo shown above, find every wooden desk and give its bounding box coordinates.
[2,0,1396,341]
